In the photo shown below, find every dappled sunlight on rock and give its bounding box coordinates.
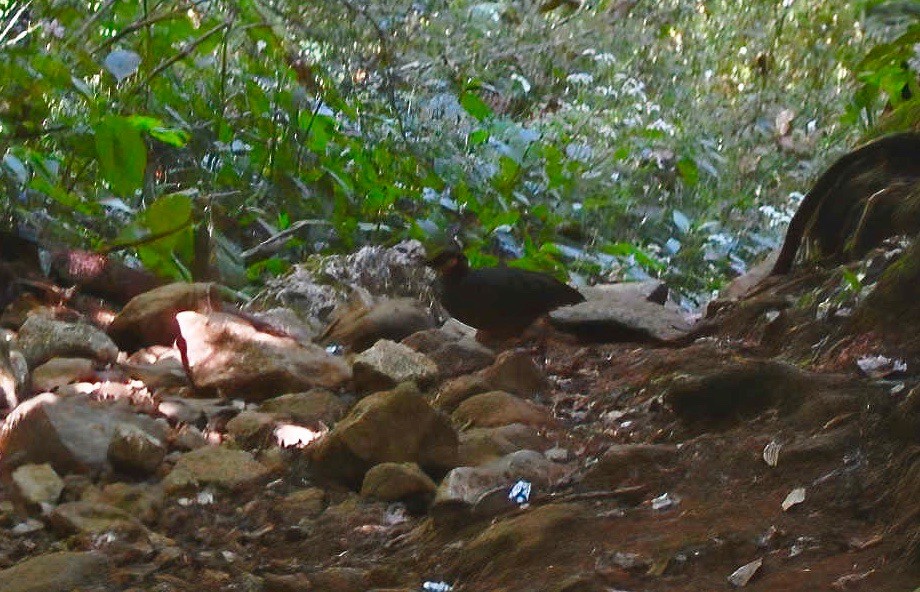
[273,423,326,448]
[175,310,351,400]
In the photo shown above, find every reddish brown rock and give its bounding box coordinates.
[177,311,351,401]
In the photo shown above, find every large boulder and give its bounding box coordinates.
[0,552,109,592]
[311,383,458,488]
[163,445,273,493]
[259,389,348,426]
[16,314,118,368]
[176,311,351,401]
[549,281,691,343]
[319,295,436,353]
[402,326,495,378]
[434,449,570,510]
[359,462,437,504]
[0,394,167,475]
[452,391,555,429]
[351,339,439,394]
[107,282,220,350]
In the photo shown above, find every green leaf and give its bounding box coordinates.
[602,242,665,272]
[841,269,862,292]
[94,116,147,197]
[125,116,189,147]
[491,155,520,194]
[115,193,194,279]
[676,157,699,186]
[247,257,290,281]
[468,129,490,146]
[460,90,493,121]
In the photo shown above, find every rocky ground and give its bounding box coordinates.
[0,242,919,592]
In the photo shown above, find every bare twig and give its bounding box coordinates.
[99,215,193,254]
[241,219,331,264]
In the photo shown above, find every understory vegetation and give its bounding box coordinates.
[1,0,919,306]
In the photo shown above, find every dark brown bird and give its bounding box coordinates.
[426,247,585,340]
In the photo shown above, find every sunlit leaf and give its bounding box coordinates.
[104,50,142,82]
[94,116,147,197]
[676,157,699,186]
[459,90,493,121]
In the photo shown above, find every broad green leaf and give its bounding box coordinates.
[94,116,147,197]
[676,157,699,186]
[468,129,490,147]
[491,155,520,194]
[460,90,493,121]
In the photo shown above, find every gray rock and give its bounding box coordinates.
[170,425,209,451]
[433,450,571,515]
[452,391,554,429]
[163,445,272,493]
[177,311,351,401]
[479,350,548,396]
[107,282,220,350]
[0,551,109,592]
[250,307,321,345]
[311,383,457,488]
[258,389,347,426]
[458,423,549,466]
[360,462,437,502]
[30,358,97,393]
[16,315,118,368]
[47,501,145,536]
[261,241,433,323]
[10,463,63,507]
[107,424,167,475]
[158,397,233,425]
[320,296,436,353]
[402,327,495,378]
[225,411,276,445]
[549,281,692,342]
[351,339,439,393]
[0,394,167,475]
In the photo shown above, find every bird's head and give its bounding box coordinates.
[425,246,468,277]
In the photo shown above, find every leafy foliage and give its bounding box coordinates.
[0,0,883,304]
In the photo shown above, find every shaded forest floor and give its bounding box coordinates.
[0,243,919,592]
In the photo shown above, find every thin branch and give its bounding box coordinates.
[91,9,186,55]
[0,1,31,46]
[130,21,229,94]
[339,0,409,143]
[99,214,193,254]
[63,0,118,50]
